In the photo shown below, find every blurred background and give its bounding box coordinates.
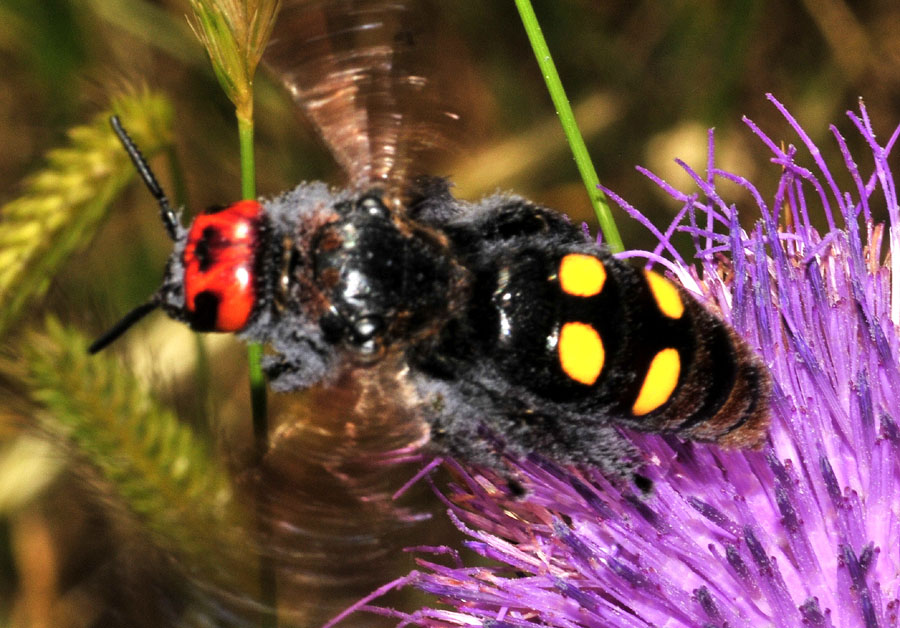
[1,0,899,626]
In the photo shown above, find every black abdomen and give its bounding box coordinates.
[431,198,770,450]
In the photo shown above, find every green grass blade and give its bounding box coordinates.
[513,0,624,252]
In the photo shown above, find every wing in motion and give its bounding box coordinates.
[265,0,462,194]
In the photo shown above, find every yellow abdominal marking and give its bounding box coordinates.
[558,322,605,385]
[559,254,606,297]
[632,348,681,416]
[645,270,684,319]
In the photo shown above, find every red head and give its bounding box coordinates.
[181,200,262,332]
[89,117,262,353]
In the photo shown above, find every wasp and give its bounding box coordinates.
[91,0,770,481]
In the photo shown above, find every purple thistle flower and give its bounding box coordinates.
[325,96,900,628]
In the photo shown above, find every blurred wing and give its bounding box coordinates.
[265,0,461,194]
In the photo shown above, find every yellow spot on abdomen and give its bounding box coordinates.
[558,322,605,385]
[645,270,684,319]
[631,348,681,415]
[559,254,607,297]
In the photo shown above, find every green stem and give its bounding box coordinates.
[247,342,268,453]
[238,112,277,628]
[237,115,268,457]
[238,115,257,200]
[513,0,624,253]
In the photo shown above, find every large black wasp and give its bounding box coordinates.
[92,0,770,483]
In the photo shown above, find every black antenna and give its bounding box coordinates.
[88,301,160,354]
[110,115,179,240]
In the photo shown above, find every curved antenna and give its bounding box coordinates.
[110,115,179,240]
[88,300,160,354]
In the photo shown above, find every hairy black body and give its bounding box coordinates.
[161,179,770,479]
